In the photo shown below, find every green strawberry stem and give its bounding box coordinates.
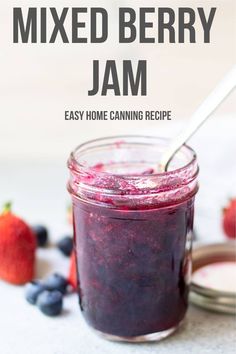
[2,202,12,215]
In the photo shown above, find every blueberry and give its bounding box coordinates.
[37,290,63,316]
[32,225,48,247]
[25,281,46,305]
[44,273,68,294]
[57,236,73,257]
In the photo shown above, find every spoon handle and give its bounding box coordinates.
[160,65,236,172]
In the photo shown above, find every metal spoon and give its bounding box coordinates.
[159,65,236,172]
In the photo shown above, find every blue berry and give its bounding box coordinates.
[32,225,48,247]
[25,281,46,305]
[57,236,73,257]
[37,290,63,316]
[44,273,68,294]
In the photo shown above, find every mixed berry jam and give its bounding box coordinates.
[68,137,198,339]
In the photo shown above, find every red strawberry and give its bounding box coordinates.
[222,198,236,239]
[68,251,77,290]
[0,203,36,285]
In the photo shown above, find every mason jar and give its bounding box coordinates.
[67,136,199,342]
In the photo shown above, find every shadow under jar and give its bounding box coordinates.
[67,136,199,342]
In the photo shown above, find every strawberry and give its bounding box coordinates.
[222,198,236,239]
[68,251,77,290]
[0,203,36,285]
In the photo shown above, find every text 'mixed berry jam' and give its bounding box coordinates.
[67,136,199,342]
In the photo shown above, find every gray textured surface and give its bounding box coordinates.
[0,261,235,354]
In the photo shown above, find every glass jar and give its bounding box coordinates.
[67,136,199,342]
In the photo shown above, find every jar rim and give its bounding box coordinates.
[69,135,197,178]
[68,135,199,208]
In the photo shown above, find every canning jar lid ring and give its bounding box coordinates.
[190,242,236,315]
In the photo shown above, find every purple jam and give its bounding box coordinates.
[68,137,198,339]
[73,197,193,337]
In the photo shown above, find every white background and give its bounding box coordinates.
[0,0,235,161]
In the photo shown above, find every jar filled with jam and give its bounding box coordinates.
[68,136,199,342]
